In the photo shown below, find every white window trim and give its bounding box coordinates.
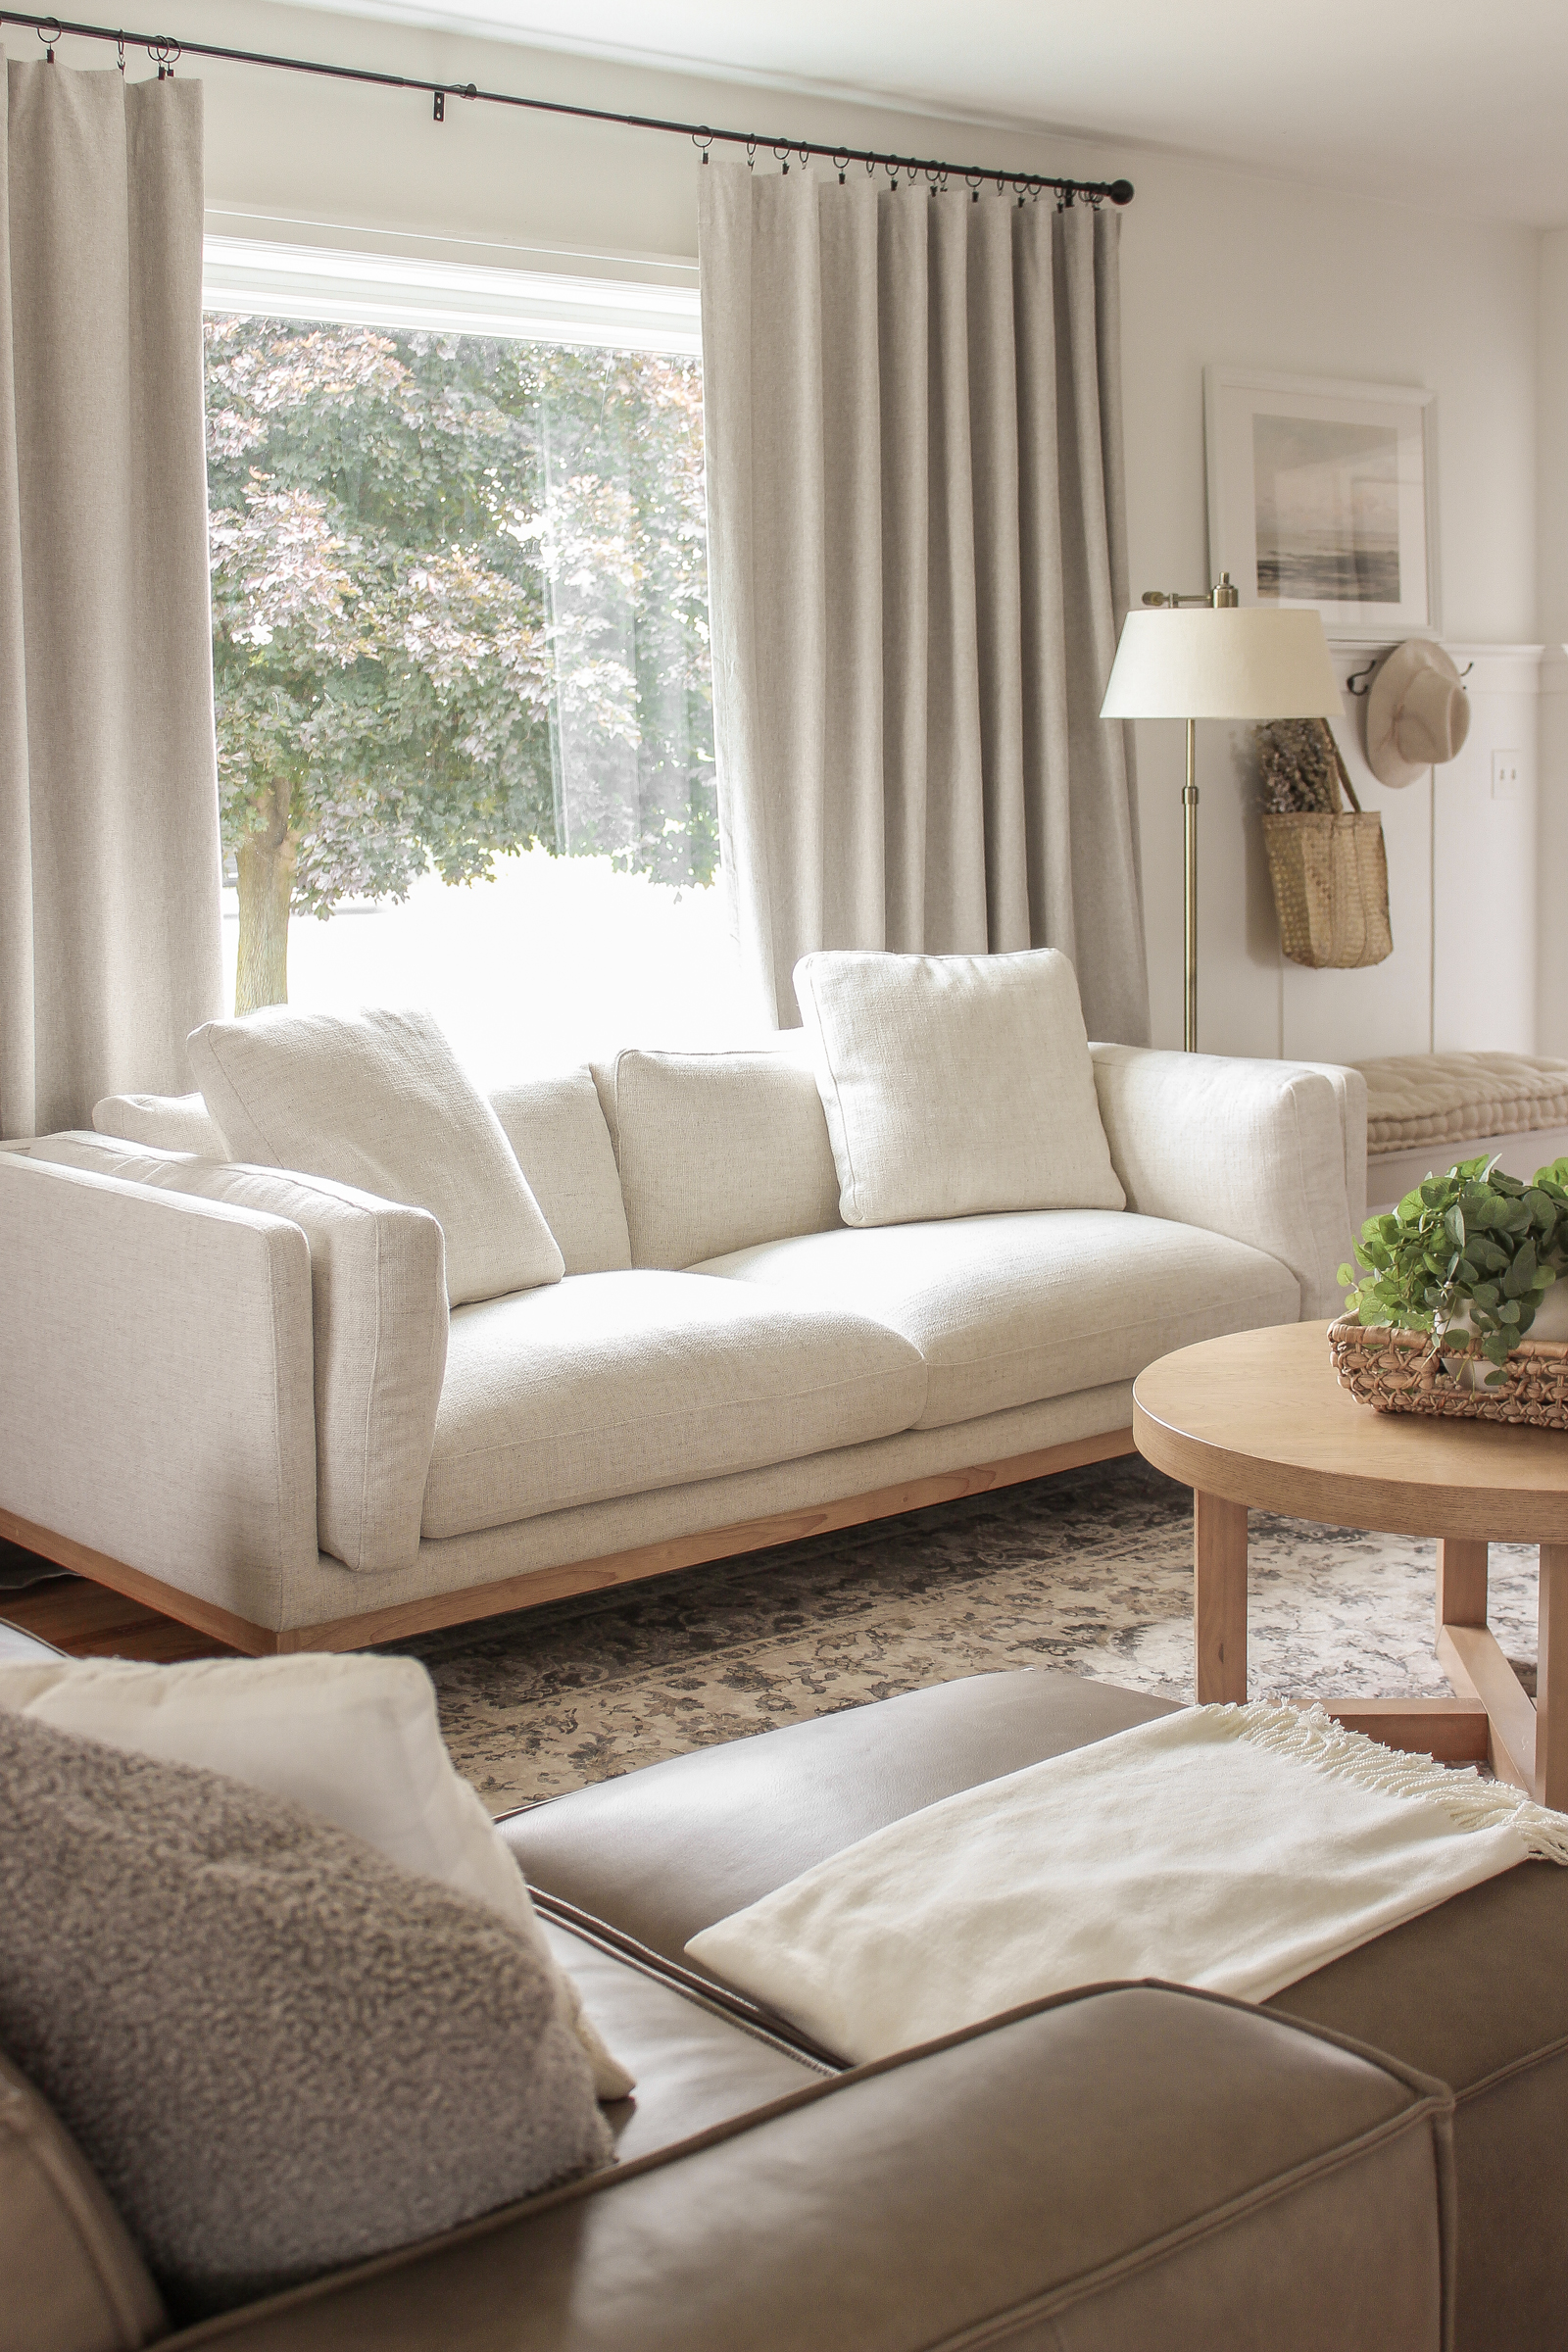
[202,236,702,356]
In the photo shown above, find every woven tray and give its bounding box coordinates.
[1328,1317,1568,1431]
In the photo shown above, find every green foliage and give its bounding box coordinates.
[1339,1156,1568,1384]
[206,317,716,928]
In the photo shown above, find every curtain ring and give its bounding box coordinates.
[150,37,180,77]
[116,31,126,73]
[692,130,712,165]
[746,139,757,172]
[38,19,61,62]
[832,149,849,184]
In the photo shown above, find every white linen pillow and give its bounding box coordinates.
[0,1653,630,2099]
[187,1006,564,1306]
[793,949,1125,1227]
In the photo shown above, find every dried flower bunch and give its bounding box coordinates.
[1255,717,1340,814]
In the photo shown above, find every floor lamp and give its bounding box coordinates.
[1100,578,1342,1051]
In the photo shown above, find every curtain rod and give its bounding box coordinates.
[1,11,1134,205]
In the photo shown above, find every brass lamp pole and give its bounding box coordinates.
[1136,574,1239,1053]
[1100,581,1341,1054]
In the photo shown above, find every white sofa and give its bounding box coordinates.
[0,1040,1367,1654]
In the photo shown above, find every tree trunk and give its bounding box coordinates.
[234,778,298,1014]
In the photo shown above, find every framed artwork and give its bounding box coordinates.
[1204,368,1440,640]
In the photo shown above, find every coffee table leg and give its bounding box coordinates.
[1195,1492,1248,1704]
[1436,1538,1488,1643]
[1538,1545,1568,1811]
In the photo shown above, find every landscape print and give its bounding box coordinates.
[1251,413,1401,604]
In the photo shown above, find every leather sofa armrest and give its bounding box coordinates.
[165,1985,1452,2352]
[0,1152,318,1635]
[1090,1044,1363,1320]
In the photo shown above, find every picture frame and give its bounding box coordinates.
[1204,368,1440,641]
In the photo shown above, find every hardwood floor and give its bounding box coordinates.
[0,1545,238,1661]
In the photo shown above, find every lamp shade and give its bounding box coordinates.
[1100,608,1342,721]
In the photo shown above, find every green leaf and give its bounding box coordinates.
[1505,1239,1539,1298]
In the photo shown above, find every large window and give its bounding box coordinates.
[204,245,742,1078]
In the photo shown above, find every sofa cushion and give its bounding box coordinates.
[92,1090,225,1154]
[421,1269,928,1536]
[794,948,1124,1226]
[0,1711,612,2317]
[694,1211,1298,1430]
[612,1046,842,1268]
[187,1006,564,1306]
[489,1071,632,1275]
[25,1136,446,1578]
[0,2046,168,2352]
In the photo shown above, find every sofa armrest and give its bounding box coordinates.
[0,1152,318,1635]
[26,1138,447,1577]
[171,1985,1451,2352]
[1091,1046,1360,1320]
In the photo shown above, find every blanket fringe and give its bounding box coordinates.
[1207,1700,1568,1865]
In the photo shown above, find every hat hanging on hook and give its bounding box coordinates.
[1364,640,1471,790]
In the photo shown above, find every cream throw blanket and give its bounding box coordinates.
[686,1702,1568,2065]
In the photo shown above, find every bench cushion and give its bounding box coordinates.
[422,1271,927,1536]
[693,1211,1299,1430]
[1358,1051,1568,1156]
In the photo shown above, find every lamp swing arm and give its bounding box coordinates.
[0,10,1135,205]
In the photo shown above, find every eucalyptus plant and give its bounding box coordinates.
[1339,1156,1568,1383]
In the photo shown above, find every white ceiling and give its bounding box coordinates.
[270,0,1568,226]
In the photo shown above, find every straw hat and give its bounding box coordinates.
[1365,640,1470,789]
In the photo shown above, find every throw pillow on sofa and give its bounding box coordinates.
[793,948,1125,1227]
[186,1005,564,1305]
[0,1653,632,2100]
[0,1711,612,2316]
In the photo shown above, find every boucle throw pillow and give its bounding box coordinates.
[186,1006,564,1306]
[0,1653,631,2102]
[0,1713,612,2316]
[793,949,1125,1227]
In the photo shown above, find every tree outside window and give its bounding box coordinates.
[205,316,715,1015]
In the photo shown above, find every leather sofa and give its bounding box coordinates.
[0,1039,1366,1655]
[18,1638,1568,2349]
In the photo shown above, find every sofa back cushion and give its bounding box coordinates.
[611,1047,843,1268]
[0,1711,611,2317]
[489,1072,631,1274]
[187,1007,563,1306]
[92,1090,226,1155]
[25,1137,446,1578]
[0,2046,167,2352]
[793,949,1125,1228]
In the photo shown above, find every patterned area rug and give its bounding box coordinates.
[397,1455,1541,1816]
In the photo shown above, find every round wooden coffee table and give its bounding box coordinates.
[1133,1319,1568,1807]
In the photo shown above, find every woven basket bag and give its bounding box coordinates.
[1261,723,1393,970]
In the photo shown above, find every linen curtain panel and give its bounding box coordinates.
[699,163,1150,1043]
[0,55,221,1141]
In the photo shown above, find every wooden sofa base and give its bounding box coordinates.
[1,1427,1138,1656]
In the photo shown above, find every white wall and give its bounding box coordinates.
[179,0,1544,1057]
[1537,232,1568,1057]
